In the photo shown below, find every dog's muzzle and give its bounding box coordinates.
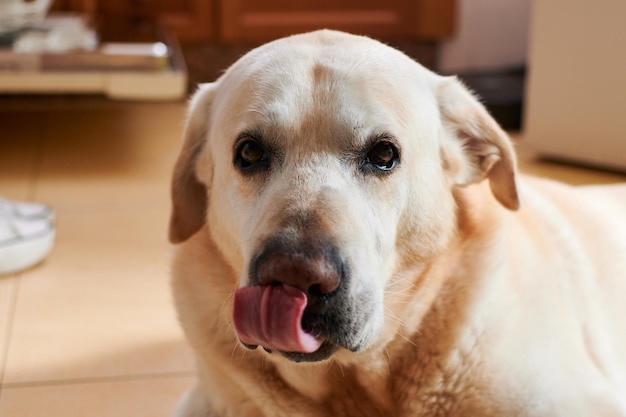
[233,238,349,362]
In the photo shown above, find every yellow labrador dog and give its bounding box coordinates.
[169,30,626,416]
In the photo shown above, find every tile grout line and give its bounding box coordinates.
[2,370,196,390]
[0,276,22,398]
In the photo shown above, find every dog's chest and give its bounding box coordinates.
[390,363,481,417]
[382,330,502,417]
[312,354,490,417]
[316,373,487,417]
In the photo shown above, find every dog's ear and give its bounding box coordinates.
[169,83,216,243]
[438,76,520,210]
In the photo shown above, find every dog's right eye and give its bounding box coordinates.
[235,140,269,170]
[361,139,400,174]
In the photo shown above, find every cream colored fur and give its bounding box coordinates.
[169,30,626,417]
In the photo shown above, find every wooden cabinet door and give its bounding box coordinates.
[52,0,454,43]
[159,0,213,41]
[221,0,455,42]
[53,0,214,42]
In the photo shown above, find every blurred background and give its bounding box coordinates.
[0,1,624,416]
[1,0,625,169]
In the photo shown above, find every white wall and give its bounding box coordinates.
[524,0,626,170]
[439,0,530,73]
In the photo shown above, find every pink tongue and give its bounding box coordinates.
[233,285,324,353]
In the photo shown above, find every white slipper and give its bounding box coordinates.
[0,197,55,222]
[0,203,55,275]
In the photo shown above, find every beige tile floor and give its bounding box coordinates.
[0,103,625,417]
[0,104,196,417]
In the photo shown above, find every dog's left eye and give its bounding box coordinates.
[364,141,399,172]
[235,140,269,170]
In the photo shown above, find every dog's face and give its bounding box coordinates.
[170,30,519,363]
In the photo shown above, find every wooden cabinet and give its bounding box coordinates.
[53,0,455,43]
[222,0,454,42]
[97,0,213,42]
[49,0,454,90]
[52,0,213,42]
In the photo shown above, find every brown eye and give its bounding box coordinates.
[365,141,398,172]
[235,140,268,170]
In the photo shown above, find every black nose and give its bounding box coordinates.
[252,238,343,297]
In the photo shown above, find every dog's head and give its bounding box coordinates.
[170,30,519,363]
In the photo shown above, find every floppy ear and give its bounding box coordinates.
[169,83,216,243]
[438,76,520,210]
